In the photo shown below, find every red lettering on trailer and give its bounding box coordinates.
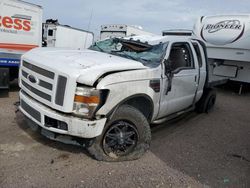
[0,15,31,31]
[13,19,23,30]
[23,20,31,31]
[2,16,13,28]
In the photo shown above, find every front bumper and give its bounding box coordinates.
[19,91,107,138]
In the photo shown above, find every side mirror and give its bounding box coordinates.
[164,59,172,75]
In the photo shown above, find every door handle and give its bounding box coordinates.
[194,75,197,82]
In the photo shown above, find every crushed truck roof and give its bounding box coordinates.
[124,35,193,45]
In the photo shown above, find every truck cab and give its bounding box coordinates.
[19,35,216,161]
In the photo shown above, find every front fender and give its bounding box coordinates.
[96,80,161,122]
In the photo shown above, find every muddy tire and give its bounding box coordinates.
[196,89,216,113]
[88,105,151,162]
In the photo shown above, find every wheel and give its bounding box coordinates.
[87,105,151,162]
[196,89,216,113]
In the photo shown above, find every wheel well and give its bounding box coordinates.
[202,87,214,97]
[122,96,153,122]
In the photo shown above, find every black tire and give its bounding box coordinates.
[87,105,151,162]
[196,89,216,113]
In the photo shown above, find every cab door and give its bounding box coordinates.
[158,42,199,118]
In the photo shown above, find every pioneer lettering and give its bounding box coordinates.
[204,20,242,33]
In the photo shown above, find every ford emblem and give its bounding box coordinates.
[28,74,38,84]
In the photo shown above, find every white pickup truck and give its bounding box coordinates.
[19,35,216,161]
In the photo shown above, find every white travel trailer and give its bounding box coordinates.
[0,0,42,89]
[100,24,154,40]
[42,19,94,49]
[193,15,250,86]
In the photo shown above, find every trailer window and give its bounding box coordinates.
[48,29,54,36]
[168,43,194,72]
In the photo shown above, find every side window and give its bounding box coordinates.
[192,42,202,68]
[168,43,194,72]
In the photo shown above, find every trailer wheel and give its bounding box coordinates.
[196,89,216,113]
[87,105,151,162]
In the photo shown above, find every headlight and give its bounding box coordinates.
[72,86,106,119]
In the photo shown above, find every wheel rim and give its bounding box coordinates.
[207,96,216,112]
[103,120,139,157]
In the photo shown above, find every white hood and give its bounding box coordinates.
[22,48,147,86]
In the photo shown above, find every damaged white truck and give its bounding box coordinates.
[19,35,216,161]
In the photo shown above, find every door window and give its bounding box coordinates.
[168,43,194,72]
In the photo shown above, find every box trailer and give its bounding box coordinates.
[193,15,250,86]
[0,0,42,89]
[100,24,155,40]
[42,19,94,50]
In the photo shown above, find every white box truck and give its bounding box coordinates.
[100,24,155,40]
[42,19,94,50]
[0,0,42,89]
[193,15,250,87]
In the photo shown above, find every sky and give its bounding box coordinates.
[25,0,250,38]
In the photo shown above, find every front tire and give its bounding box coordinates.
[88,105,151,162]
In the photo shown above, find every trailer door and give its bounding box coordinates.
[44,24,57,47]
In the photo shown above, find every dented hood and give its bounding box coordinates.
[23,48,147,86]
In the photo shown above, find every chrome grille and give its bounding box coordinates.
[22,70,53,91]
[39,79,53,90]
[23,61,55,79]
[20,61,68,108]
[22,80,52,101]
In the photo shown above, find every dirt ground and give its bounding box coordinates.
[0,82,249,188]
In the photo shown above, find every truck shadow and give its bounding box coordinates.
[150,112,222,187]
[150,89,250,187]
[216,81,250,95]
[15,110,91,157]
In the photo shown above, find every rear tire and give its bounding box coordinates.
[88,105,151,162]
[196,89,216,113]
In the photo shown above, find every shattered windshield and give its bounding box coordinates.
[89,38,168,68]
